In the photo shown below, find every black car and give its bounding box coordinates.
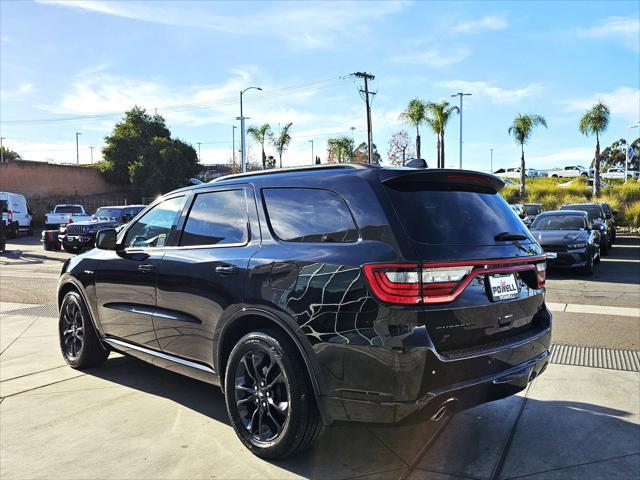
[599,202,617,245]
[57,165,551,459]
[530,211,600,274]
[560,203,612,254]
[60,205,145,253]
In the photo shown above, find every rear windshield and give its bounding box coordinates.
[55,206,83,214]
[532,215,586,230]
[94,208,122,220]
[384,185,531,245]
[561,205,603,219]
[524,205,541,215]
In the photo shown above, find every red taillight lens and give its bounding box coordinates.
[535,262,546,288]
[362,264,421,304]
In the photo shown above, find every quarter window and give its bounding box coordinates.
[123,196,185,248]
[263,188,358,243]
[180,190,248,246]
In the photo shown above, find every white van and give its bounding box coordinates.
[0,192,33,237]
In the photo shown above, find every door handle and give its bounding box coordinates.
[215,264,239,274]
[138,263,155,273]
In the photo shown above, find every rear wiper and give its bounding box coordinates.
[495,231,528,241]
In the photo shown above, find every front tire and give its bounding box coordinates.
[59,291,109,368]
[581,253,594,275]
[224,330,323,459]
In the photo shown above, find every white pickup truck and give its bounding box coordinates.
[602,167,640,180]
[547,165,592,178]
[44,204,92,229]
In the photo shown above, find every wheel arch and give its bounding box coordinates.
[58,278,104,338]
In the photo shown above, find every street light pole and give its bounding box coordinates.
[0,137,5,163]
[232,126,237,165]
[490,148,494,172]
[197,142,202,162]
[89,146,95,164]
[626,124,639,183]
[451,92,472,169]
[308,139,314,165]
[239,86,262,173]
[75,132,82,165]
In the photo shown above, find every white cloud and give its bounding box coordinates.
[582,16,640,51]
[393,48,471,68]
[453,15,509,34]
[437,80,542,103]
[0,83,35,101]
[38,0,408,49]
[565,86,640,122]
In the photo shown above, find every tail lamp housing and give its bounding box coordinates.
[363,256,546,305]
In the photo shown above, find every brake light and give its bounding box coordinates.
[535,262,546,288]
[422,266,473,298]
[362,264,421,304]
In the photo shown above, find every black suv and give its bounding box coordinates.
[57,165,551,458]
[560,203,613,254]
[60,205,145,253]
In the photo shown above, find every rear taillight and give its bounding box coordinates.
[535,262,546,288]
[363,257,546,305]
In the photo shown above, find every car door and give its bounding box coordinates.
[94,195,187,348]
[154,185,260,365]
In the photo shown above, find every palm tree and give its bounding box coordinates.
[399,99,426,159]
[327,136,354,163]
[508,114,548,197]
[247,123,272,169]
[425,101,459,168]
[579,102,610,197]
[271,122,293,168]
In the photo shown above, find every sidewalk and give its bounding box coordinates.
[1,302,639,479]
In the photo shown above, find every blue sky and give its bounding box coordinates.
[1,0,638,171]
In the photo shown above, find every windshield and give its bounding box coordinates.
[385,184,531,245]
[561,205,603,220]
[524,205,541,215]
[55,206,83,214]
[94,208,122,220]
[532,215,586,231]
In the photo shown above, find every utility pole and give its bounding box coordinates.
[197,142,202,162]
[0,137,5,163]
[490,148,494,172]
[89,146,95,164]
[451,92,472,169]
[353,72,375,164]
[232,125,237,165]
[238,86,262,173]
[350,126,356,142]
[308,139,314,165]
[75,132,82,165]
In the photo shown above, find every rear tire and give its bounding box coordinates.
[59,291,109,369]
[224,330,323,459]
[581,253,594,275]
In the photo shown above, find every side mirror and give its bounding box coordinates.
[95,228,118,250]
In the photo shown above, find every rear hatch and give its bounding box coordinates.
[372,169,549,357]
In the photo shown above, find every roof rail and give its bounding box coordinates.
[210,163,378,183]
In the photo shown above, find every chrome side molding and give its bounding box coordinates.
[103,338,215,374]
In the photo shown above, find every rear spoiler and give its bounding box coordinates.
[379,169,505,193]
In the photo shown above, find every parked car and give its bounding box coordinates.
[598,202,617,245]
[494,167,538,179]
[510,203,531,226]
[602,167,639,180]
[0,191,33,237]
[45,204,92,229]
[530,210,600,275]
[524,203,543,223]
[57,165,551,459]
[59,205,145,253]
[560,203,612,253]
[548,166,591,178]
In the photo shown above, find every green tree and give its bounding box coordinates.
[270,122,293,168]
[399,99,427,159]
[387,130,414,166]
[599,138,640,172]
[0,146,21,162]
[579,102,610,197]
[247,123,272,170]
[425,101,459,168]
[128,137,199,196]
[353,142,381,164]
[100,106,199,194]
[327,136,355,163]
[508,114,548,197]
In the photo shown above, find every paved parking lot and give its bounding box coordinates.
[1,234,639,479]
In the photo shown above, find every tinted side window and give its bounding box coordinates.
[263,188,358,243]
[180,190,248,246]
[123,196,185,248]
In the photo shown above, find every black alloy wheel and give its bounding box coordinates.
[60,299,84,361]
[234,348,290,443]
